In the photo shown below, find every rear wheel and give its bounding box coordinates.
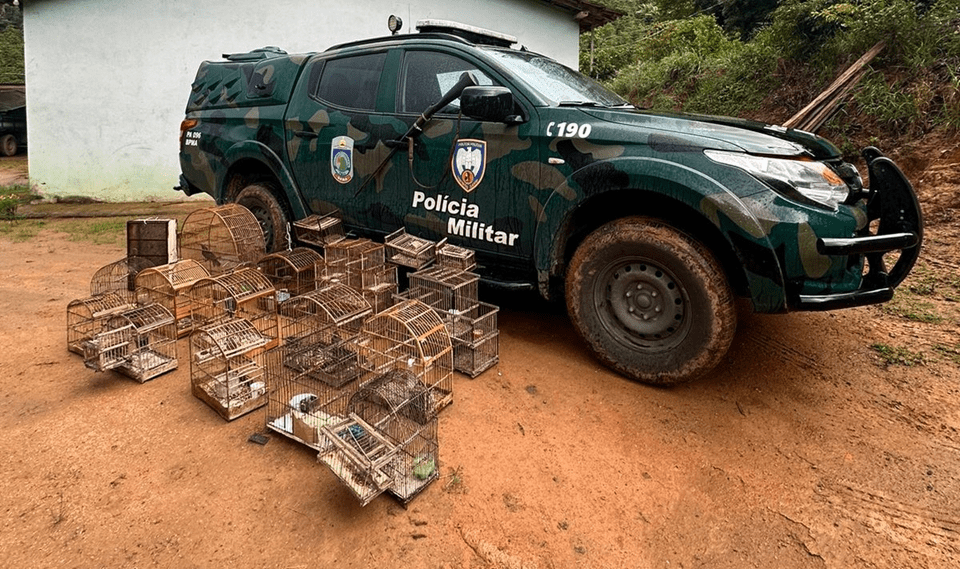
[565,217,736,385]
[235,183,289,253]
[1,134,17,157]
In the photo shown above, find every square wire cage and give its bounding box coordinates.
[89,256,156,303]
[260,339,356,449]
[444,301,499,344]
[324,238,386,290]
[134,259,210,337]
[355,299,453,413]
[67,292,137,355]
[453,331,500,378]
[318,413,399,506]
[435,240,476,271]
[82,303,178,382]
[187,267,279,348]
[256,247,325,298]
[190,318,269,421]
[292,211,346,248]
[384,228,436,269]
[179,204,266,274]
[407,266,480,314]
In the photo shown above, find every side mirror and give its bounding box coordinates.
[460,86,522,123]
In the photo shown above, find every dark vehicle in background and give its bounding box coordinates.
[0,84,26,156]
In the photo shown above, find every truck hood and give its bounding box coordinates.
[580,107,841,160]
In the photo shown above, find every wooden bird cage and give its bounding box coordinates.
[446,301,500,377]
[134,259,210,337]
[187,267,279,347]
[435,241,476,271]
[179,204,265,274]
[256,247,325,299]
[406,266,479,314]
[292,211,345,248]
[356,299,453,412]
[384,228,436,269]
[260,336,355,449]
[89,256,156,302]
[317,368,440,506]
[190,318,269,420]
[66,292,137,355]
[278,283,372,344]
[82,303,178,382]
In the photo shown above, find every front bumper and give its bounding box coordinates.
[795,147,923,311]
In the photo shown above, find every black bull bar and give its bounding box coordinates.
[797,147,923,311]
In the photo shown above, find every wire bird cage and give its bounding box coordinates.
[179,204,265,274]
[89,256,156,302]
[323,237,397,313]
[279,283,371,343]
[356,299,453,413]
[256,247,325,299]
[66,292,137,355]
[317,368,440,506]
[435,241,476,271]
[405,265,480,314]
[260,332,355,449]
[190,318,269,420]
[384,228,436,269]
[134,259,210,337]
[82,304,178,382]
[275,284,372,389]
[292,211,346,248]
[187,267,279,348]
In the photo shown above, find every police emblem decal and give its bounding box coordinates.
[331,136,354,184]
[452,139,486,193]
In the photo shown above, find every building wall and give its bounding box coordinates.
[23,0,580,201]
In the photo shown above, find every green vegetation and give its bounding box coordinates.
[882,288,944,323]
[0,2,22,83]
[871,343,927,366]
[582,0,960,152]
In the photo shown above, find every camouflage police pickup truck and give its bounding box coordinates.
[176,20,922,385]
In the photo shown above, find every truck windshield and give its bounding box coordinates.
[484,49,627,108]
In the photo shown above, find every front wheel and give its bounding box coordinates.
[565,217,736,385]
[235,183,289,253]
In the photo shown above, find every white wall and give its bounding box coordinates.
[23,0,580,201]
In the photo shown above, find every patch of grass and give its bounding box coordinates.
[56,219,127,246]
[0,219,45,242]
[871,343,927,367]
[882,289,943,324]
[905,265,939,297]
[932,344,960,366]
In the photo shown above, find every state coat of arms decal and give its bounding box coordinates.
[452,139,486,193]
[331,136,354,184]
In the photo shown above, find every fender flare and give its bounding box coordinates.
[533,156,788,311]
[221,140,309,219]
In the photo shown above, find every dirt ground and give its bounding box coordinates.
[0,141,958,569]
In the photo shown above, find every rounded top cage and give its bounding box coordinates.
[278,282,373,337]
[90,256,156,301]
[256,247,325,298]
[179,204,266,274]
[134,259,210,294]
[187,267,278,330]
[358,299,452,372]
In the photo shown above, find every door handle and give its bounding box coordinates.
[293,130,318,139]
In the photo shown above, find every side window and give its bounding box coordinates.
[315,53,386,111]
[400,51,495,114]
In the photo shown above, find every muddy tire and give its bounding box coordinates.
[1,134,17,157]
[235,183,289,253]
[565,217,736,385]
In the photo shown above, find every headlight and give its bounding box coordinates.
[705,149,850,210]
